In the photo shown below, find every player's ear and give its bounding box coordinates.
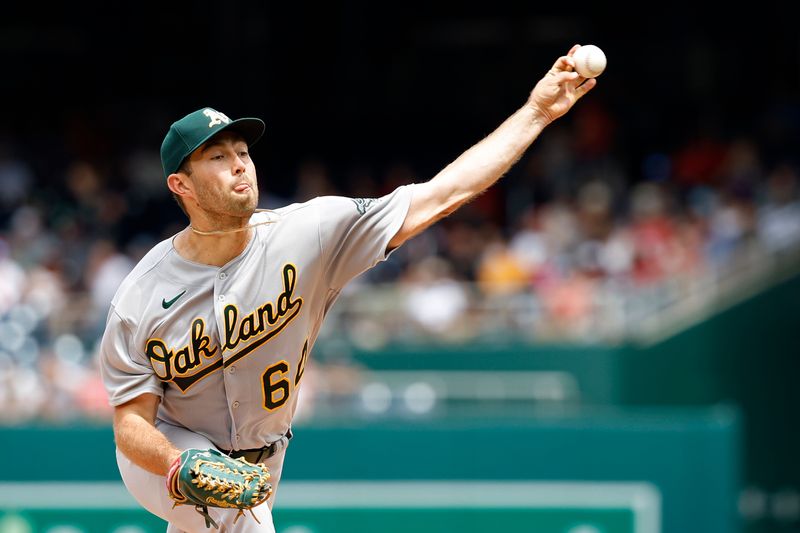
[167,173,193,200]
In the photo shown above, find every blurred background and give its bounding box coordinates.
[1,2,799,533]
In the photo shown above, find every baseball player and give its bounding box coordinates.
[100,45,596,532]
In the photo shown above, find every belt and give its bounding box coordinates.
[218,428,293,464]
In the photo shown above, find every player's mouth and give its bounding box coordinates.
[234,183,252,193]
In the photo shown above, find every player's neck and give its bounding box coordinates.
[173,227,253,267]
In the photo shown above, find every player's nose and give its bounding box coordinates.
[232,156,246,175]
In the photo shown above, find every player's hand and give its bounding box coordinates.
[528,45,596,125]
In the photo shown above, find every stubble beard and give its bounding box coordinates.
[199,182,260,227]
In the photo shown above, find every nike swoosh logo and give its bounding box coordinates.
[162,290,186,309]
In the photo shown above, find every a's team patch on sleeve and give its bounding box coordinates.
[351,198,377,215]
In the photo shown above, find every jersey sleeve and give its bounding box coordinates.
[317,184,414,290]
[99,306,164,407]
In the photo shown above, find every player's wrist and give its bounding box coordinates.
[165,449,183,472]
[165,452,186,500]
[523,102,553,130]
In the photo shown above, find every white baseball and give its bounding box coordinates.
[572,44,606,78]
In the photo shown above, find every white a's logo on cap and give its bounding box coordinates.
[203,109,231,128]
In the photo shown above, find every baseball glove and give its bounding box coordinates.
[166,448,272,529]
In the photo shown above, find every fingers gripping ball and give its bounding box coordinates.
[573,44,607,78]
[166,448,273,529]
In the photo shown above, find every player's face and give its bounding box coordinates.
[186,132,259,218]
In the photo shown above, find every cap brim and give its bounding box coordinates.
[217,117,266,148]
[188,117,266,159]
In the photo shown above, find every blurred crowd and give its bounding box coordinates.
[1,99,799,422]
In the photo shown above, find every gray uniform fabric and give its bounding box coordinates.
[101,185,413,451]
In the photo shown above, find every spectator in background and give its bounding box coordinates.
[476,229,529,297]
[401,256,470,339]
[0,239,26,316]
[84,239,135,338]
[0,142,34,222]
[705,189,753,269]
[627,181,685,285]
[719,138,763,202]
[537,269,596,338]
[572,179,626,280]
[757,163,800,254]
[672,126,727,189]
[440,217,490,282]
[508,206,550,283]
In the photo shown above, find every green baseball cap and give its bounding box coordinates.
[160,107,265,178]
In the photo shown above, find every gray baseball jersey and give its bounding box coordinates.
[100,184,413,450]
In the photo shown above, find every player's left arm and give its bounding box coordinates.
[388,45,595,250]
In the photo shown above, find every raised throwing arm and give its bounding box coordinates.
[388,44,596,249]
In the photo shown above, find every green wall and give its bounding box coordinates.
[622,273,800,493]
[0,406,740,533]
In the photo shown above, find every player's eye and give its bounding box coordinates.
[239,151,249,158]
